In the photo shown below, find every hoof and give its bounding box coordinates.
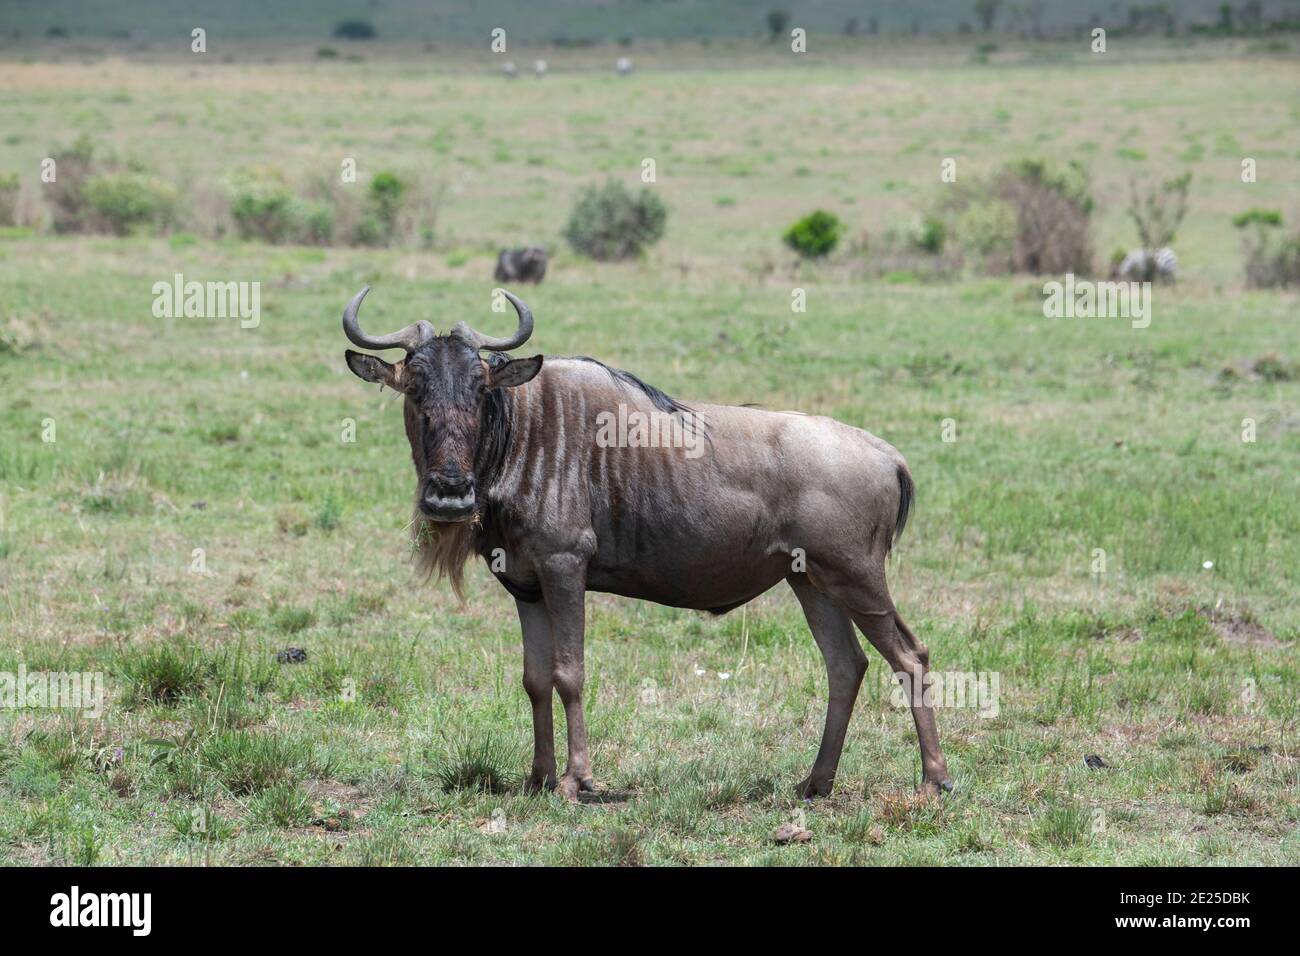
[523,771,556,794]
[555,773,598,802]
[920,777,955,798]
[794,776,834,800]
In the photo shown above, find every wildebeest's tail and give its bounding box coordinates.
[893,463,914,548]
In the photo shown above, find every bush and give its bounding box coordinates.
[42,135,175,236]
[564,180,667,261]
[911,214,947,254]
[369,171,404,207]
[1127,171,1191,253]
[782,210,843,259]
[81,170,176,235]
[333,19,376,40]
[996,159,1093,274]
[0,173,18,226]
[297,200,336,245]
[950,197,1015,257]
[45,134,97,233]
[230,169,299,243]
[1233,208,1282,229]
[355,171,406,246]
[230,168,338,246]
[918,158,1093,275]
[1236,212,1300,288]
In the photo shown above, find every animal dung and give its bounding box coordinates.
[772,823,812,845]
[276,647,308,664]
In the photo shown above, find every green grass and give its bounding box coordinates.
[0,35,1297,865]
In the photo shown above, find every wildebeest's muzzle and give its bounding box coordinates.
[420,467,476,522]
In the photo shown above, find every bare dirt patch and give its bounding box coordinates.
[1200,606,1282,648]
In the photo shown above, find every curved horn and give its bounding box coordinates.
[450,289,534,352]
[341,286,434,352]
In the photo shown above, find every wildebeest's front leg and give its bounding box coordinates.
[536,553,595,801]
[516,598,556,792]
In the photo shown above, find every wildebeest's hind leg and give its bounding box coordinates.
[788,574,868,798]
[805,560,953,797]
[516,599,557,792]
[848,607,953,798]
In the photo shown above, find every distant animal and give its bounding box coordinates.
[341,288,952,801]
[533,59,547,77]
[502,61,517,78]
[616,57,633,75]
[494,247,548,284]
[1116,246,1177,282]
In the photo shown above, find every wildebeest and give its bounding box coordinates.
[494,247,547,284]
[342,288,952,800]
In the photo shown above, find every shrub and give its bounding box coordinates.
[1236,212,1300,288]
[354,171,406,246]
[782,210,843,259]
[935,157,1097,277]
[1232,208,1282,229]
[333,19,376,40]
[45,134,97,233]
[297,200,336,245]
[229,169,340,246]
[996,159,1094,274]
[564,180,667,261]
[44,140,177,235]
[81,170,176,235]
[950,197,1015,257]
[0,173,19,227]
[920,158,1093,275]
[1127,171,1191,254]
[369,171,404,207]
[230,169,299,243]
[911,214,947,254]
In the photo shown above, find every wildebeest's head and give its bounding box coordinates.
[342,287,542,524]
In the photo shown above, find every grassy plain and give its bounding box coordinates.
[0,35,1297,864]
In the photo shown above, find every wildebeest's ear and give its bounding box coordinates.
[345,350,406,390]
[485,354,543,389]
